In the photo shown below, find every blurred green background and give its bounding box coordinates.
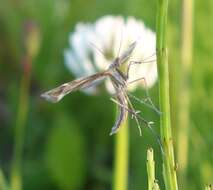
[0,0,212,190]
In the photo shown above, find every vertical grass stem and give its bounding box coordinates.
[113,118,129,190]
[11,58,31,190]
[147,148,160,190]
[156,0,179,189]
[177,0,194,188]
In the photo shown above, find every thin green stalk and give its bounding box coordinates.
[153,182,161,190]
[147,148,160,190]
[0,169,9,190]
[113,118,129,190]
[11,59,31,190]
[156,0,178,190]
[10,22,40,190]
[205,185,213,190]
[177,0,193,188]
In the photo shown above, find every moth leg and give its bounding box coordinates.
[128,77,161,115]
[126,52,156,79]
[110,98,164,154]
[110,98,136,117]
[138,77,161,115]
[111,77,161,114]
[124,92,142,136]
[110,96,142,136]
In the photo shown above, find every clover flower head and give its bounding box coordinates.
[64,15,157,94]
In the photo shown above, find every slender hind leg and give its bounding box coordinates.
[124,92,142,136]
[128,77,161,115]
[110,96,164,153]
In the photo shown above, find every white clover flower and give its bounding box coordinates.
[64,15,157,94]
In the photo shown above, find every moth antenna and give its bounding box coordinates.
[88,41,105,57]
[116,27,124,58]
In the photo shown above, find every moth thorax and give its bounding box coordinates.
[114,57,121,67]
[109,57,120,69]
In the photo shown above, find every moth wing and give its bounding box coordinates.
[110,91,128,135]
[119,41,137,64]
[41,71,108,103]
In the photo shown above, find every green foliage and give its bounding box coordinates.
[0,169,9,190]
[45,115,86,189]
[0,0,212,189]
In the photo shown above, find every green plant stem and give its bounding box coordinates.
[10,22,39,190]
[147,148,161,190]
[11,57,31,190]
[113,118,129,190]
[153,182,161,190]
[177,0,193,188]
[0,169,9,190]
[205,185,213,190]
[147,148,156,190]
[156,0,178,190]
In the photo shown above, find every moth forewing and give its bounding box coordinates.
[41,71,109,103]
[119,41,137,65]
[108,41,137,70]
[41,83,72,103]
[109,91,128,135]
